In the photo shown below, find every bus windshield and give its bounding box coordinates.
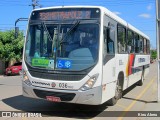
[25,21,99,71]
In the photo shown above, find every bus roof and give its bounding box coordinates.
[99,6,150,40]
[33,6,150,40]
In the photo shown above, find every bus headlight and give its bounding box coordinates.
[80,74,99,91]
[23,70,32,86]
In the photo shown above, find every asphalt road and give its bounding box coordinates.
[0,62,159,120]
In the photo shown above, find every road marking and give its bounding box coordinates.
[116,104,127,109]
[117,77,156,120]
[127,93,138,97]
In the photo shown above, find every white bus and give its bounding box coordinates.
[22,6,150,105]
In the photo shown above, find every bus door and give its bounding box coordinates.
[102,16,117,101]
[103,21,116,84]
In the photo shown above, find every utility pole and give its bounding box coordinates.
[156,0,160,102]
[29,0,41,9]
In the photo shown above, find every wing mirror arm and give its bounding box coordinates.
[15,18,28,39]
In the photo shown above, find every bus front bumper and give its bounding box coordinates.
[22,82,102,105]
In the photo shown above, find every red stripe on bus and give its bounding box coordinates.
[128,54,135,75]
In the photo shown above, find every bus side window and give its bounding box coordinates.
[139,36,144,54]
[107,27,115,54]
[143,38,147,54]
[103,26,115,56]
[146,39,150,54]
[103,27,107,57]
[135,33,139,53]
[117,25,127,53]
[127,30,134,53]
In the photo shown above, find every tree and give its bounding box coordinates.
[150,49,157,60]
[0,30,24,67]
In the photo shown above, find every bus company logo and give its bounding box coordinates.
[51,82,56,87]
[32,81,50,87]
[138,58,145,63]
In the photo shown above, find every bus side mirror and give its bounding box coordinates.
[15,27,19,39]
[103,26,114,43]
[107,27,115,41]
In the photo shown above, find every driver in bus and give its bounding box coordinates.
[80,34,98,61]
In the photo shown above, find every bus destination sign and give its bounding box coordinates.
[39,11,91,20]
[31,8,100,20]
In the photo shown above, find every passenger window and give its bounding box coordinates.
[103,27,107,57]
[135,33,139,53]
[146,40,150,54]
[103,26,115,56]
[107,25,115,54]
[139,36,143,54]
[117,25,127,53]
[143,38,147,54]
[127,30,134,53]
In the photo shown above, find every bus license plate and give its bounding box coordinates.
[46,96,61,102]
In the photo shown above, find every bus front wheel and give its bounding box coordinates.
[107,79,122,106]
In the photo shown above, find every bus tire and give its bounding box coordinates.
[107,79,123,106]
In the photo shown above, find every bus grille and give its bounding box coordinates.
[33,89,76,101]
[29,70,85,81]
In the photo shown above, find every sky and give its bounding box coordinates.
[0,0,156,48]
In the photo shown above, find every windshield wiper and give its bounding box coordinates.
[42,22,53,41]
[60,20,80,45]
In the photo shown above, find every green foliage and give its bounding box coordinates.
[150,50,157,59]
[0,30,24,63]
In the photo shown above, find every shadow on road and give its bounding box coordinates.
[122,82,137,97]
[2,95,108,119]
[122,96,157,104]
[121,80,157,104]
